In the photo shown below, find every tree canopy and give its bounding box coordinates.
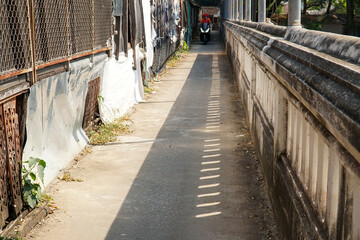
[267,0,360,35]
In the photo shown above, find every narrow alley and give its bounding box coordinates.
[26,32,277,240]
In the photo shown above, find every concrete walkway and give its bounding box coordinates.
[26,32,277,240]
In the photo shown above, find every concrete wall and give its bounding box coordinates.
[223,21,360,239]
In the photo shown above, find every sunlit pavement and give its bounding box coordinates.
[26,31,277,240]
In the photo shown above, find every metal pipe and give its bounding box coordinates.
[187,0,191,44]
[288,0,302,26]
[29,0,37,84]
[145,49,148,88]
[258,0,266,22]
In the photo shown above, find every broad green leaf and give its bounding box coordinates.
[28,157,39,168]
[23,188,32,198]
[27,195,37,208]
[22,157,46,209]
[37,165,45,183]
[29,172,36,181]
[38,159,46,168]
[24,180,33,189]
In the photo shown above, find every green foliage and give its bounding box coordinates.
[86,117,131,145]
[144,81,157,94]
[22,157,46,209]
[97,95,104,102]
[304,21,322,30]
[275,4,283,14]
[167,51,181,67]
[58,172,83,182]
[356,0,360,14]
[307,0,328,10]
[333,0,347,13]
[181,41,189,53]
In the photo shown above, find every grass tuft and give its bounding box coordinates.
[144,81,157,94]
[86,116,131,145]
[58,173,83,182]
[167,51,182,67]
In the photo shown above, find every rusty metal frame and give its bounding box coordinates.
[0,105,9,228]
[69,47,112,61]
[82,76,101,131]
[0,1,113,225]
[0,96,25,228]
[35,46,111,70]
[0,1,113,227]
[29,0,37,84]
[0,0,113,85]
[3,99,23,215]
[0,69,33,82]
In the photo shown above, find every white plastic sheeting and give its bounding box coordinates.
[99,0,155,123]
[22,0,156,186]
[143,0,154,69]
[169,0,181,43]
[99,46,145,123]
[23,53,107,186]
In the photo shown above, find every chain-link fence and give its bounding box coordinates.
[68,0,93,55]
[0,0,113,229]
[150,0,181,74]
[0,1,32,77]
[34,0,69,66]
[94,1,112,50]
[1,0,113,76]
[152,37,180,74]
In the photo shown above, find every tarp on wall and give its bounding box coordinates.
[99,46,145,123]
[23,53,107,186]
[143,0,154,69]
[99,0,154,123]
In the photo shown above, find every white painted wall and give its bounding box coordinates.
[225,24,360,239]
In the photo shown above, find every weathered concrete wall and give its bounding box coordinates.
[223,21,360,239]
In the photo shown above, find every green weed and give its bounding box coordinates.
[86,116,131,145]
[22,157,46,209]
[181,41,189,53]
[0,236,23,240]
[41,194,58,211]
[144,81,157,94]
[58,172,83,182]
[167,51,181,67]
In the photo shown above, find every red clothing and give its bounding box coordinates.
[201,17,211,24]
